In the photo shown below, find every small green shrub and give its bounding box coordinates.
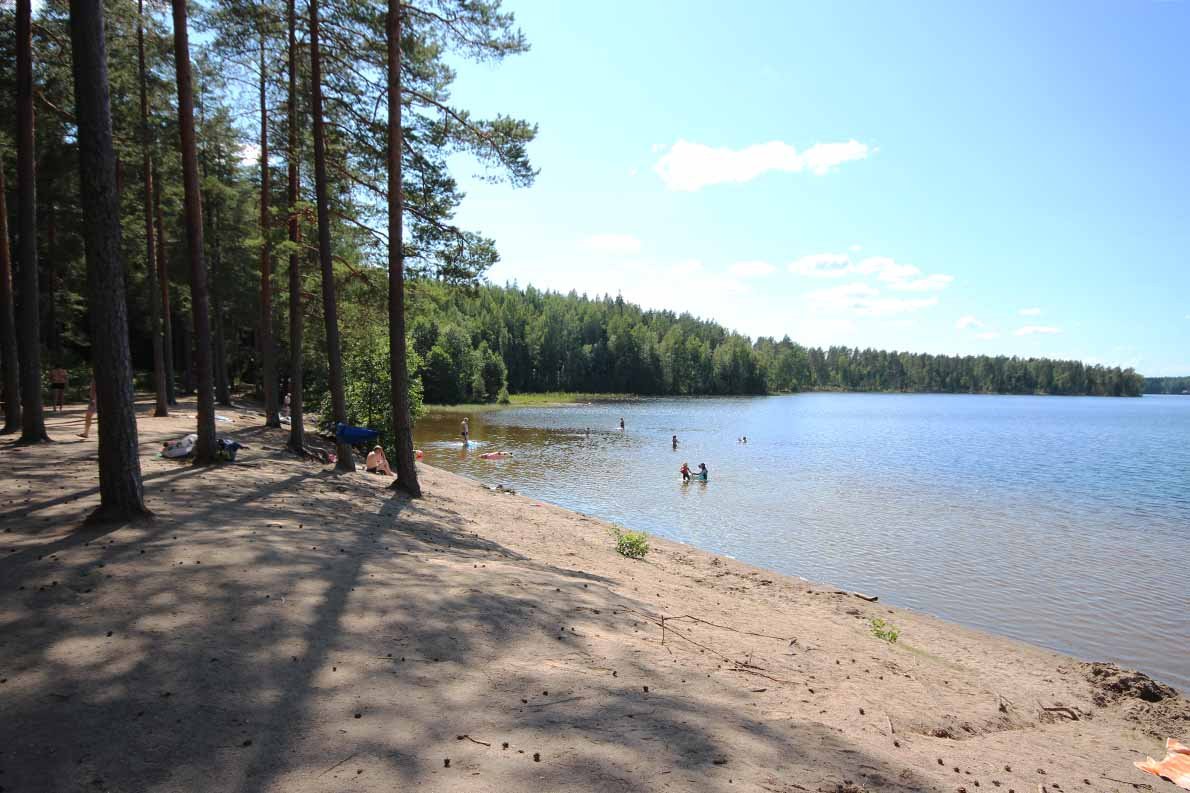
[869,617,899,644]
[612,527,649,559]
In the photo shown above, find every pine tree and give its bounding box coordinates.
[14,0,48,443]
[285,0,304,452]
[309,0,354,471]
[0,153,19,434]
[138,0,167,417]
[68,0,150,522]
[171,0,217,464]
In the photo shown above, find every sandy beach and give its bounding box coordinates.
[1,398,1185,793]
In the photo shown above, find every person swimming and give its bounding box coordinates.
[679,462,691,482]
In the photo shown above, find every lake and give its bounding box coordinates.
[414,393,1190,691]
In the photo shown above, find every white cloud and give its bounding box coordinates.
[728,260,776,278]
[627,167,638,177]
[1018,307,1042,317]
[670,259,704,277]
[582,234,642,256]
[806,282,938,318]
[652,138,870,191]
[849,244,863,252]
[955,315,984,330]
[975,331,1001,340]
[788,253,853,277]
[1014,325,1061,336]
[790,253,952,292]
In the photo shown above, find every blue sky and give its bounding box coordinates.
[442,0,1190,376]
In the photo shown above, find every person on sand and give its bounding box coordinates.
[365,445,394,476]
[49,366,68,412]
[461,417,470,446]
[78,380,97,438]
[679,462,691,482]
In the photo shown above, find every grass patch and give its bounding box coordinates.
[610,526,649,559]
[869,617,900,644]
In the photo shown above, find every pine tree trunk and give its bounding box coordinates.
[139,0,167,418]
[180,308,193,394]
[170,0,216,464]
[0,157,20,434]
[68,0,150,522]
[208,196,231,407]
[387,0,420,496]
[259,32,279,428]
[309,0,354,472]
[153,164,177,404]
[15,0,48,443]
[46,203,60,360]
[285,0,304,453]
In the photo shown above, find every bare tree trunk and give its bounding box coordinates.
[153,164,176,404]
[170,0,216,464]
[46,202,60,360]
[68,0,150,522]
[285,0,304,453]
[15,0,49,443]
[139,0,167,417]
[259,30,279,427]
[208,194,231,407]
[387,0,419,496]
[0,156,20,434]
[308,0,354,472]
[180,307,193,393]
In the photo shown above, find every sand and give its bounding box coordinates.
[1,398,1185,793]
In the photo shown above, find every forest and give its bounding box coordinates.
[1144,376,1190,395]
[0,0,1146,524]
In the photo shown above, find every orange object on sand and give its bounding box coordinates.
[1135,739,1190,789]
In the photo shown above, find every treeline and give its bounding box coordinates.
[1144,377,1190,395]
[406,282,1146,401]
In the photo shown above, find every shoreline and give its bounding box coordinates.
[2,401,1185,792]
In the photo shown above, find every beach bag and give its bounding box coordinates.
[162,434,197,458]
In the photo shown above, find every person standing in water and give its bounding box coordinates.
[695,462,709,481]
[672,434,678,450]
[679,462,691,482]
[619,417,625,430]
[461,417,470,446]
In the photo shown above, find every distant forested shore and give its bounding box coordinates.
[404,282,1145,403]
[1144,376,1190,395]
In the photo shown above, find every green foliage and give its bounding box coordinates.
[406,280,1146,399]
[611,527,649,560]
[1144,376,1190,395]
[869,618,900,644]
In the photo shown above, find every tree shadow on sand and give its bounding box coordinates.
[0,418,939,793]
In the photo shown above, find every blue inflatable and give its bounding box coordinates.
[336,423,380,445]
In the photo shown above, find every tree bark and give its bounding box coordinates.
[387,0,420,496]
[153,164,177,404]
[45,202,59,360]
[68,0,150,522]
[259,28,279,427]
[285,0,304,453]
[309,0,354,472]
[0,156,20,434]
[15,0,49,443]
[170,0,216,464]
[208,192,231,407]
[139,0,167,417]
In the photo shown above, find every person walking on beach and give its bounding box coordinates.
[49,366,68,412]
[78,380,97,438]
[461,417,470,446]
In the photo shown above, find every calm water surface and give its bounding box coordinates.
[415,394,1189,690]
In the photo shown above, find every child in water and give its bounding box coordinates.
[679,462,691,482]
